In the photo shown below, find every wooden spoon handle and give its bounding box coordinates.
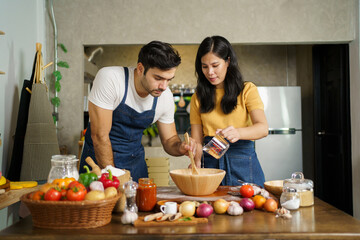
[184,132,199,174]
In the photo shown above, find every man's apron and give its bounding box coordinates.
[80,67,158,182]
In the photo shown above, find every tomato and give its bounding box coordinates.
[31,191,45,200]
[60,188,67,200]
[240,185,254,198]
[68,180,84,189]
[252,195,266,209]
[44,188,62,201]
[66,184,87,201]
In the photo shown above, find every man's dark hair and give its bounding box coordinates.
[138,41,181,74]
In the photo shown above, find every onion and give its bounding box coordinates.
[179,201,196,217]
[213,199,230,214]
[196,203,213,218]
[240,198,255,212]
[90,181,104,191]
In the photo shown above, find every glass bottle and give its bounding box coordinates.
[280,187,300,210]
[123,178,138,213]
[136,178,157,212]
[283,172,314,207]
[47,155,79,183]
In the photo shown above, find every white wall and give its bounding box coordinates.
[0,0,46,230]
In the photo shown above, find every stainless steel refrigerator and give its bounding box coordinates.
[255,86,303,181]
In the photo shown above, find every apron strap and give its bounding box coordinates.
[120,67,129,104]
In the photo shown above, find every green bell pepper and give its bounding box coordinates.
[79,165,98,188]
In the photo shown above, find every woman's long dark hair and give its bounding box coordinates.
[195,36,244,114]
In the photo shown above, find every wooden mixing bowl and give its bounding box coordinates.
[264,180,284,197]
[169,168,225,196]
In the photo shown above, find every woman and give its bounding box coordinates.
[190,36,268,187]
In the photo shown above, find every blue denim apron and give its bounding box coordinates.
[203,137,265,187]
[80,67,158,182]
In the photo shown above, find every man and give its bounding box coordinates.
[80,41,196,182]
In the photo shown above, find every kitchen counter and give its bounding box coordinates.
[0,186,40,210]
[1,188,360,239]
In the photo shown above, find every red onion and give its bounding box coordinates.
[196,203,213,218]
[240,198,255,212]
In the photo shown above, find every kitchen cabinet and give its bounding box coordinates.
[1,188,360,239]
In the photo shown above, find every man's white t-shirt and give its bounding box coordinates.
[88,66,175,124]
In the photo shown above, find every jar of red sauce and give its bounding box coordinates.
[136,178,157,212]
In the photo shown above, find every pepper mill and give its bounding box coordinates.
[123,178,138,213]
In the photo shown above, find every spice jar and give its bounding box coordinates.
[283,172,314,207]
[280,187,300,210]
[123,178,138,213]
[136,178,157,212]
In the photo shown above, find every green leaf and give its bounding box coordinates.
[58,43,68,53]
[143,129,148,136]
[55,80,61,92]
[147,127,156,137]
[53,71,62,81]
[57,61,69,68]
[53,115,57,124]
[179,217,192,221]
[51,97,61,107]
[152,124,159,134]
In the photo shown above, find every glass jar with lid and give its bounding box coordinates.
[280,187,300,210]
[283,172,314,207]
[47,155,79,183]
[136,178,157,212]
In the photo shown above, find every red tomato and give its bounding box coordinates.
[44,188,62,201]
[32,191,45,200]
[60,188,67,200]
[66,185,87,201]
[68,180,83,189]
[240,185,254,198]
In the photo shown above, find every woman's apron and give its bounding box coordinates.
[203,137,265,187]
[80,67,158,182]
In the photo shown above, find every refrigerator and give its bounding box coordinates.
[255,87,303,181]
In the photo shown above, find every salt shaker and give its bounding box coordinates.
[123,178,138,213]
[280,187,300,210]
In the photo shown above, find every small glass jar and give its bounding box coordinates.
[47,155,79,183]
[123,178,138,213]
[136,178,157,212]
[280,187,300,210]
[283,172,314,207]
[203,134,230,159]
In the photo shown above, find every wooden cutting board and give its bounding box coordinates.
[157,186,242,202]
[133,216,208,227]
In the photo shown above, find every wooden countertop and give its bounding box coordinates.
[1,193,360,239]
[0,186,40,210]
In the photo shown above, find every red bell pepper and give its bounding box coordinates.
[99,169,120,189]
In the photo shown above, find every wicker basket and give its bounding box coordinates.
[21,192,121,229]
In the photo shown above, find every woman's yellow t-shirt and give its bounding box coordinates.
[190,82,264,137]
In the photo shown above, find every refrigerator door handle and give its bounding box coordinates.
[268,128,298,135]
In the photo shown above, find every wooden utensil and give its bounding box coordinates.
[178,89,186,108]
[184,132,199,175]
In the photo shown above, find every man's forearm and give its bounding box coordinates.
[92,135,114,168]
[162,135,184,156]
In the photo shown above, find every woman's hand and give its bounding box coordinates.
[216,126,241,143]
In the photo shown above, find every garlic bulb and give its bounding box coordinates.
[121,209,138,224]
[227,201,243,216]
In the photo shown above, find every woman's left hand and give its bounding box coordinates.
[216,126,241,143]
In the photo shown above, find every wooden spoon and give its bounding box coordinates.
[184,132,199,175]
[178,89,186,108]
